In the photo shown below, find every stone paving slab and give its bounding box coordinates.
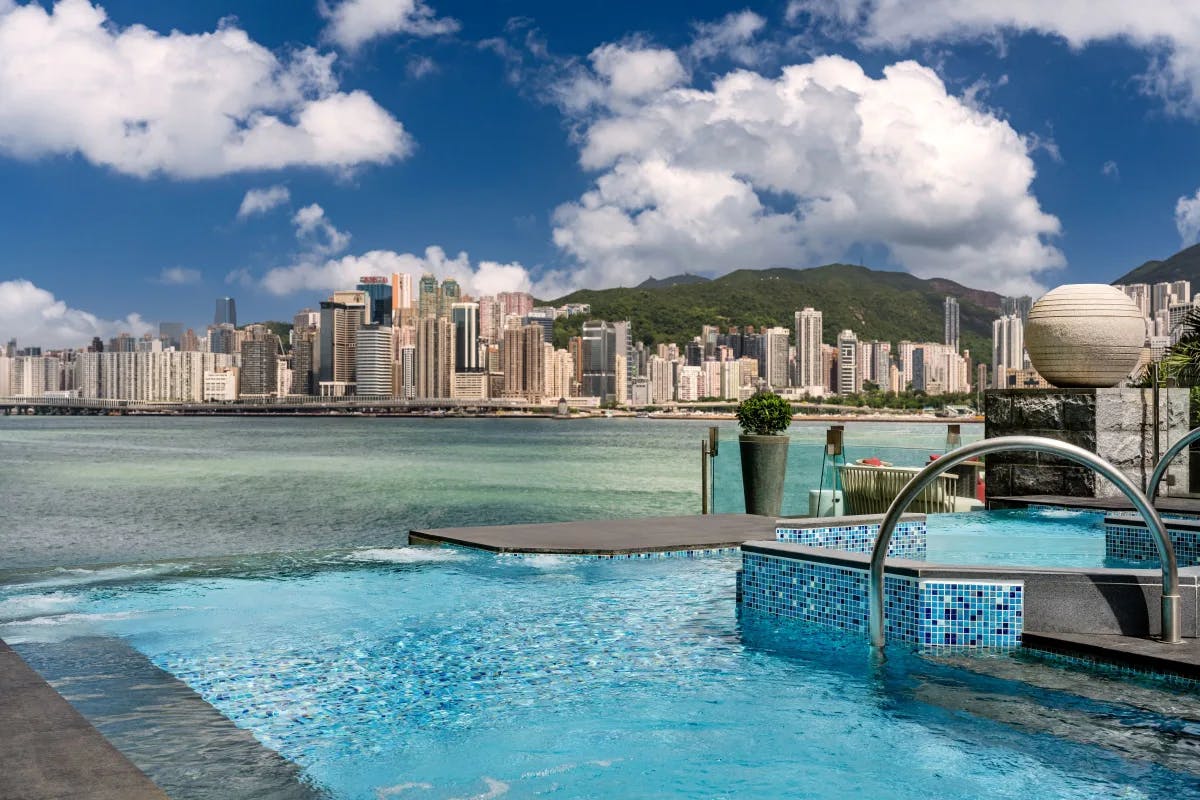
[991,494,1200,515]
[0,639,168,800]
[409,513,777,554]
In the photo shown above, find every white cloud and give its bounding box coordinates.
[687,11,769,66]
[156,267,201,285]
[1101,160,1120,180]
[1175,189,1200,246]
[260,246,536,298]
[292,203,351,255]
[550,54,1063,296]
[237,186,291,219]
[0,0,412,178]
[0,280,151,349]
[407,55,437,79]
[790,0,1200,114]
[320,0,459,51]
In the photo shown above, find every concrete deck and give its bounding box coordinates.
[991,494,1200,515]
[0,638,169,800]
[1022,630,1200,682]
[409,513,777,554]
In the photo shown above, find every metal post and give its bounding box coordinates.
[1148,425,1200,501]
[868,436,1182,649]
[701,439,710,515]
[1153,362,1161,467]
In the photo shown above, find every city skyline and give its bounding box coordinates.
[6,1,1200,348]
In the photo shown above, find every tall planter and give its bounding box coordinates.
[739,434,789,516]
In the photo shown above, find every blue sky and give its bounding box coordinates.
[5,0,1200,347]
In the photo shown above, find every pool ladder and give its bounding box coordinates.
[867,436,1182,649]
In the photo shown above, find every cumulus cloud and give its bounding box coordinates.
[0,280,151,350]
[260,246,536,298]
[320,0,459,51]
[292,203,351,255]
[549,52,1062,296]
[789,0,1200,114]
[237,186,291,218]
[1175,189,1200,247]
[156,267,201,285]
[0,0,412,178]
[686,11,770,66]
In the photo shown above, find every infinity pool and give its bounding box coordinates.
[3,547,1199,799]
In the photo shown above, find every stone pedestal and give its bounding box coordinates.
[984,388,1190,500]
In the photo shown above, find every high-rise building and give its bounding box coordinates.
[764,327,790,389]
[355,324,395,395]
[291,328,316,395]
[611,320,634,403]
[357,277,393,326]
[944,297,960,352]
[837,329,858,395]
[497,291,534,319]
[992,314,1025,388]
[451,302,482,372]
[318,297,366,387]
[1000,296,1032,322]
[159,322,183,350]
[214,297,237,327]
[417,316,454,398]
[207,324,237,355]
[239,325,281,397]
[1119,283,1151,317]
[398,345,417,399]
[500,321,545,401]
[581,321,619,404]
[439,278,461,320]
[794,308,823,390]
[417,274,439,319]
[391,272,414,318]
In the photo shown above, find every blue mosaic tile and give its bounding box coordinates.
[739,551,1022,649]
[775,520,926,559]
[1104,522,1200,567]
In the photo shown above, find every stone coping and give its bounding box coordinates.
[1106,513,1200,532]
[741,540,1200,584]
[772,513,925,530]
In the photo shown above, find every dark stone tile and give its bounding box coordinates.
[1061,392,1098,431]
[1012,394,1064,429]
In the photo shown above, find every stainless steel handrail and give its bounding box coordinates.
[867,436,1182,648]
[1147,425,1200,501]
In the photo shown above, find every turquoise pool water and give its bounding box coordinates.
[926,507,1131,569]
[3,549,1200,799]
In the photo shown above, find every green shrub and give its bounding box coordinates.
[735,392,793,436]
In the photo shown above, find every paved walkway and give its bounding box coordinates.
[0,639,168,800]
[410,513,778,554]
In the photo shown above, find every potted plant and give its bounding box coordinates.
[735,391,793,515]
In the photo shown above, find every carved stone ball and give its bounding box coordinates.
[1025,284,1146,388]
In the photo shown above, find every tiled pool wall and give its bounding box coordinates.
[775,518,927,559]
[739,551,1023,648]
[1104,516,1200,566]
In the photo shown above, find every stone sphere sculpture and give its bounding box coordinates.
[1025,284,1146,388]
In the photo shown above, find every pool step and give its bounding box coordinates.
[1022,630,1200,683]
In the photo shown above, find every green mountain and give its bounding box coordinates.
[636,274,712,290]
[548,264,1002,363]
[1114,243,1200,284]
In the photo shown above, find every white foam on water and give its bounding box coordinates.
[375,781,433,798]
[515,555,576,569]
[344,547,466,564]
[11,563,190,591]
[448,778,508,800]
[0,610,147,644]
[1030,508,1089,520]
[0,591,78,622]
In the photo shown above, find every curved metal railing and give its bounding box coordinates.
[1147,425,1200,502]
[868,436,1182,648]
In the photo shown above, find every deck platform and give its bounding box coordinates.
[991,494,1200,515]
[0,638,168,800]
[409,513,777,554]
[1022,630,1200,683]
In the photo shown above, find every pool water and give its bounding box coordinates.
[3,549,1200,799]
[927,507,1143,569]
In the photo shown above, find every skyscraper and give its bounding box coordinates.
[214,297,237,327]
[581,320,618,404]
[357,277,393,326]
[439,278,461,319]
[417,316,454,398]
[417,274,439,319]
[355,324,395,395]
[158,322,183,350]
[318,297,366,387]
[992,314,1025,388]
[794,307,823,390]
[944,297,960,352]
[837,329,858,395]
[291,328,316,395]
[764,327,790,389]
[391,272,413,318]
[398,345,417,399]
[1000,296,1032,322]
[451,302,482,372]
[239,325,281,397]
